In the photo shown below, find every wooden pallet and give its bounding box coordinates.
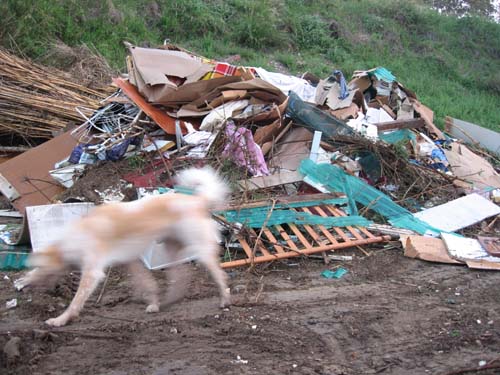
[221,203,390,268]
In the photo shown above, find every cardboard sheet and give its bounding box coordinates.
[181,78,286,115]
[0,131,77,214]
[414,193,500,232]
[269,128,313,171]
[401,235,462,264]
[330,103,359,120]
[410,99,444,139]
[444,143,500,190]
[129,46,213,103]
[156,76,242,107]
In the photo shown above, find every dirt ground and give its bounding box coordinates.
[1,246,500,375]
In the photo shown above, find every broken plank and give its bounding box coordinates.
[237,170,303,192]
[375,118,425,132]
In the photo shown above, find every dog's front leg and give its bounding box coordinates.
[14,268,44,290]
[198,252,231,308]
[45,267,104,327]
[128,261,160,313]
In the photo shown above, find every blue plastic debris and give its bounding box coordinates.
[321,267,348,279]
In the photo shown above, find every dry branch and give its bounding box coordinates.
[0,48,111,143]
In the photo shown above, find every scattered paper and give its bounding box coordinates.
[6,298,17,309]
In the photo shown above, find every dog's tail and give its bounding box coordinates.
[175,166,230,207]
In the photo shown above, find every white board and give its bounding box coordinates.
[26,203,95,252]
[414,193,500,232]
[441,232,500,264]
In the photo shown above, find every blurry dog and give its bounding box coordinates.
[15,167,230,327]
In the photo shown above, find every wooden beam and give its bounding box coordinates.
[375,118,425,132]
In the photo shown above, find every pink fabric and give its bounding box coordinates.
[222,122,270,177]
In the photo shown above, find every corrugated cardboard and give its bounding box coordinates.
[269,127,313,171]
[402,235,462,264]
[410,99,444,139]
[129,46,213,103]
[157,76,242,107]
[0,131,77,214]
[180,78,286,114]
[444,143,500,190]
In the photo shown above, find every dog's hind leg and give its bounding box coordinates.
[45,267,105,327]
[128,261,160,313]
[164,261,192,306]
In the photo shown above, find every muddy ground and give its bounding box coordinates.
[1,246,499,375]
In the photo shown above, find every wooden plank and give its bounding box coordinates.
[325,206,364,241]
[248,228,272,257]
[221,235,390,268]
[301,207,339,244]
[0,131,77,214]
[262,228,285,254]
[113,77,183,135]
[288,223,312,249]
[239,238,254,259]
[215,193,345,211]
[327,205,375,239]
[375,118,425,132]
[237,170,303,192]
[314,206,351,243]
[275,224,299,251]
[293,208,327,247]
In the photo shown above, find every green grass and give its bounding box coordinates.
[0,0,499,131]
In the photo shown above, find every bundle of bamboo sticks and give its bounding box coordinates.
[0,48,111,143]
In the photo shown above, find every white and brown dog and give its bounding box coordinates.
[15,167,231,327]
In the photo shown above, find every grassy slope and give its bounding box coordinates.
[1,0,499,131]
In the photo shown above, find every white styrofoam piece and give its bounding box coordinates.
[141,241,196,270]
[414,193,500,232]
[441,232,500,263]
[309,131,322,162]
[26,203,95,252]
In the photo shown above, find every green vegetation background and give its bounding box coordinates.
[1,0,499,131]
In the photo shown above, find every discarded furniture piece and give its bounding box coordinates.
[217,194,390,268]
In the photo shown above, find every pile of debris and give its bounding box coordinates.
[0,42,498,272]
